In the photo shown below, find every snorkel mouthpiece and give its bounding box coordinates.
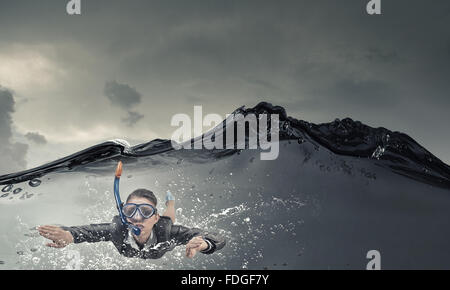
[114,161,141,236]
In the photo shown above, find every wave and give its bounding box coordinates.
[1,102,449,188]
[1,102,450,269]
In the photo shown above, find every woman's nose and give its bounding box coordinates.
[131,210,144,221]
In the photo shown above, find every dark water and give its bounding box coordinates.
[0,102,449,269]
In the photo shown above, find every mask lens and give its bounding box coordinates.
[139,205,155,218]
[122,204,137,217]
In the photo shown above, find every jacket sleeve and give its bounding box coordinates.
[61,220,118,244]
[169,224,226,255]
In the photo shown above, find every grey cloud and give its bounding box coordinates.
[447,39,450,56]
[328,79,396,107]
[104,80,142,109]
[0,0,449,162]
[122,111,144,127]
[104,80,145,127]
[0,86,28,174]
[0,87,15,140]
[285,79,397,116]
[244,77,283,93]
[364,48,401,64]
[25,132,47,145]
[185,95,206,105]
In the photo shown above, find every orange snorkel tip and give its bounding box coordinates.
[115,161,123,177]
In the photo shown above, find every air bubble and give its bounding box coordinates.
[2,184,13,192]
[13,188,22,194]
[29,179,42,187]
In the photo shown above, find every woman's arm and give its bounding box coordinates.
[169,224,226,256]
[60,223,115,243]
[38,217,120,247]
[37,225,74,248]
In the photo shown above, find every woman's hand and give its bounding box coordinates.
[37,225,74,248]
[185,236,208,258]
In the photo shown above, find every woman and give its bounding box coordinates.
[37,189,226,259]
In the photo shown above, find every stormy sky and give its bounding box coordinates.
[0,0,449,171]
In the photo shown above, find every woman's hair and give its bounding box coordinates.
[126,188,157,206]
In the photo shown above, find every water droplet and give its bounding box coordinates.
[28,179,41,187]
[1,193,9,198]
[2,184,13,192]
[371,146,385,159]
[13,188,22,194]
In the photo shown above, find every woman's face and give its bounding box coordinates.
[125,196,159,238]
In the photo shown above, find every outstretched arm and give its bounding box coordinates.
[38,222,116,248]
[61,223,115,243]
[170,224,226,258]
[38,225,74,248]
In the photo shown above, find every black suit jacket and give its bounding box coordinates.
[62,215,226,259]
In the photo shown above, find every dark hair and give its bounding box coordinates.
[126,188,157,206]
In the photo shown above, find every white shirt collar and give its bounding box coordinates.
[126,228,156,251]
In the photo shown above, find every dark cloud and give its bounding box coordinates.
[0,0,449,162]
[104,80,142,109]
[0,87,15,140]
[364,48,401,64]
[25,132,47,145]
[328,79,396,107]
[103,80,145,127]
[286,78,397,115]
[244,77,283,93]
[447,39,450,56]
[185,95,206,105]
[122,111,144,127]
[0,86,28,174]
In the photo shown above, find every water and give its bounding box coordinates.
[0,141,448,269]
[0,144,310,269]
[0,103,449,269]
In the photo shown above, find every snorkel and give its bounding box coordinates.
[114,161,141,236]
